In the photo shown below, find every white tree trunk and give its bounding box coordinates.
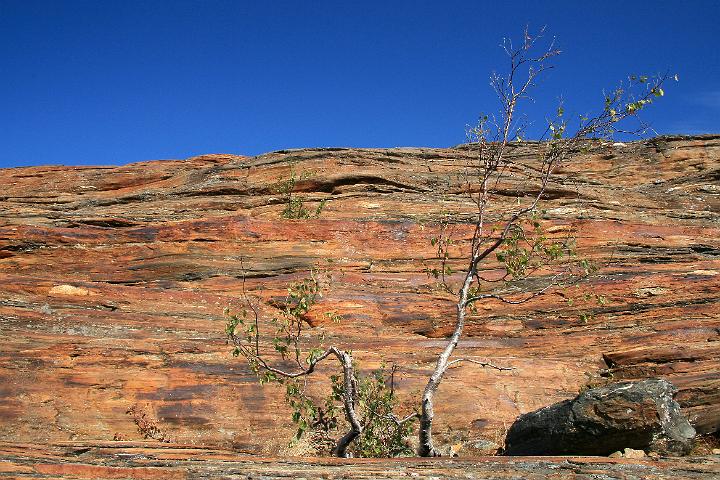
[418,271,473,456]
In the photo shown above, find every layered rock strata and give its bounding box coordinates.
[0,442,718,479]
[0,136,718,456]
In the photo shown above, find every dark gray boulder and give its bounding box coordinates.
[503,379,696,456]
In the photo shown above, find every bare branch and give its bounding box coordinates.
[387,412,420,426]
[239,257,261,357]
[464,273,567,307]
[446,358,514,371]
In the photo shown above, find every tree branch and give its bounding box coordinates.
[387,412,420,426]
[464,278,559,307]
[446,358,514,371]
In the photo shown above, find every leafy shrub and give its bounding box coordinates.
[284,365,415,457]
[226,272,415,457]
[276,166,326,219]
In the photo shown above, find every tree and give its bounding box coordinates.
[226,268,416,458]
[417,27,669,456]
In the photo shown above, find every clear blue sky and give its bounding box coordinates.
[1,1,718,167]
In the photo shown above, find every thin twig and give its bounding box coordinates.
[446,358,514,371]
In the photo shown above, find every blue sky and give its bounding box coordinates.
[1,0,719,167]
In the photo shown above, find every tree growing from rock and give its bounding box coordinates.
[226,269,415,457]
[417,27,669,456]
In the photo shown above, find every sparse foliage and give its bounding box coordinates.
[225,267,415,457]
[417,27,671,456]
[127,404,171,443]
[277,166,326,219]
[282,365,415,457]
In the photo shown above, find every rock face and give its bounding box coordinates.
[1,442,718,480]
[504,379,696,456]
[0,136,718,458]
[602,346,720,436]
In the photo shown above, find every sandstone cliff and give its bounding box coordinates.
[0,136,718,465]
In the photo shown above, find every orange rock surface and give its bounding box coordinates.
[0,136,718,461]
[0,442,718,479]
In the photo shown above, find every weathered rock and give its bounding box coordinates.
[0,136,718,456]
[504,379,696,456]
[623,448,647,459]
[602,345,720,435]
